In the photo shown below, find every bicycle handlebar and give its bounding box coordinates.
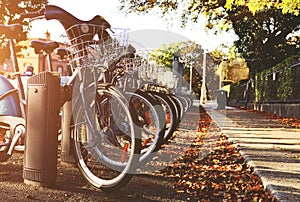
[21,5,112,31]
[20,8,45,19]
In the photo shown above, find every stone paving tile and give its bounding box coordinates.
[203,102,300,202]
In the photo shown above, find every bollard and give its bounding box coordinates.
[23,71,60,187]
[216,89,227,110]
[60,100,75,165]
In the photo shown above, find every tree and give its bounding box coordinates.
[119,0,299,16]
[224,0,300,16]
[233,8,299,75]
[119,0,300,75]
[149,41,204,68]
[149,43,183,69]
[0,0,47,64]
[212,45,249,84]
[216,60,249,83]
[149,41,219,99]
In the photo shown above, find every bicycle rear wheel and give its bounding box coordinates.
[72,83,141,191]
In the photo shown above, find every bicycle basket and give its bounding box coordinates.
[64,24,130,71]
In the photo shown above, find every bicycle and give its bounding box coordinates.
[0,6,141,191]
[1,4,183,190]
[59,20,167,167]
[99,51,168,162]
[0,23,61,160]
[115,60,180,146]
[0,24,27,161]
[117,69,189,144]
[20,4,167,190]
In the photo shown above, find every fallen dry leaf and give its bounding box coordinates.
[158,107,275,201]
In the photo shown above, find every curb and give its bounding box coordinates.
[202,103,300,202]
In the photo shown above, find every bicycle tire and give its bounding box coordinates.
[149,91,179,144]
[125,89,166,163]
[72,83,141,191]
[176,94,189,113]
[169,94,184,119]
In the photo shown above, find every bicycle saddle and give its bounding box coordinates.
[0,24,22,39]
[30,40,59,54]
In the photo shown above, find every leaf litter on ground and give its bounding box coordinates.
[156,106,276,202]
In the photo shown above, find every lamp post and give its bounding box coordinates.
[200,51,206,104]
[189,63,193,93]
[219,64,222,89]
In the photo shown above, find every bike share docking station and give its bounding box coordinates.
[23,71,61,187]
[60,100,75,165]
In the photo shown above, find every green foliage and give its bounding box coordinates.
[0,0,47,63]
[230,55,300,103]
[119,0,299,16]
[277,66,292,100]
[119,0,179,14]
[148,41,203,98]
[149,43,181,69]
[149,41,205,68]
[225,0,300,16]
[229,79,250,101]
[148,41,219,99]
[254,55,299,101]
[232,8,299,76]
[119,0,300,76]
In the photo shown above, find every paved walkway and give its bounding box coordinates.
[202,101,300,202]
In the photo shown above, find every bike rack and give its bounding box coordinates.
[23,71,60,187]
[60,100,75,165]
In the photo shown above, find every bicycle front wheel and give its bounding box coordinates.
[72,84,141,191]
[125,90,166,163]
[149,91,179,144]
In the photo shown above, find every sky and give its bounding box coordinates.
[29,0,237,51]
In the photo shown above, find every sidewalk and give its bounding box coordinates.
[202,101,300,202]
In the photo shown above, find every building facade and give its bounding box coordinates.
[1,31,70,76]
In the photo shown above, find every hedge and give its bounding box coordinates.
[229,55,300,103]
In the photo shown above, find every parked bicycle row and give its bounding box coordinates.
[0,5,194,191]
